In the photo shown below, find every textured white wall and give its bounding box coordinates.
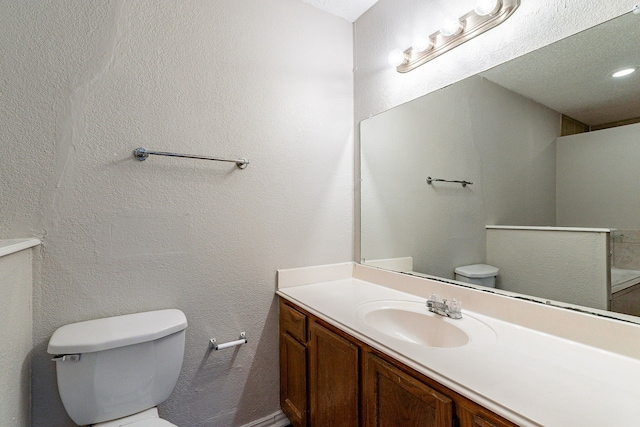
[354,0,634,260]
[557,123,640,229]
[0,1,353,426]
[0,250,33,427]
[486,228,609,310]
[361,76,559,278]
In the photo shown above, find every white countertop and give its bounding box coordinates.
[277,263,640,427]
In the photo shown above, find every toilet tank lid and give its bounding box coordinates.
[454,264,499,278]
[47,309,187,355]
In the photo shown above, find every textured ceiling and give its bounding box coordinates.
[481,11,640,127]
[300,0,379,22]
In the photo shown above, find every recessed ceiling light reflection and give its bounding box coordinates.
[611,67,638,78]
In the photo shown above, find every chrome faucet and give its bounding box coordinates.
[426,294,462,319]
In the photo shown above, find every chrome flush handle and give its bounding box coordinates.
[51,354,81,362]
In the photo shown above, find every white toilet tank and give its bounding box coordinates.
[47,309,188,426]
[454,264,499,288]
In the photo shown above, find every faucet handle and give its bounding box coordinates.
[449,299,462,319]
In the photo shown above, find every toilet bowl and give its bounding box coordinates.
[95,408,175,427]
[92,408,177,426]
[47,309,188,426]
[454,264,499,288]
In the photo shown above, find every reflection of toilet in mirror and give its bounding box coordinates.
[47,309,187,426]
[455,264,499,288]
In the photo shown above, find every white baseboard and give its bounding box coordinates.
[241,410,290,427]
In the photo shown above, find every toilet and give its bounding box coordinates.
[454,264,499,288]
[47,309,188,426]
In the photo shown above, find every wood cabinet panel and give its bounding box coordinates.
[457,405,517,427]
[280,330,307,427]
[472,416,501,427]
[364,352,453,427]
[309,320,360,426]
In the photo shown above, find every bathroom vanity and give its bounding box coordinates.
[277,262,640,427]
[280,298,515,427]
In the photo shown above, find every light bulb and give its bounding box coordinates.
[388,49,408,67]
[412,37,433,53]
[474,0,501,16]
[440,16,463,37]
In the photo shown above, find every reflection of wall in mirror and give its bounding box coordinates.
[557,122,640,270]
[360,75,560,279]
[486,227,609,310]
[612,232,640,271]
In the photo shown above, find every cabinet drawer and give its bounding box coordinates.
[281,302,307,343]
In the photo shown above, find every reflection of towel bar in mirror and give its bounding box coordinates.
[133,147,249,169]
[426,177,473,187]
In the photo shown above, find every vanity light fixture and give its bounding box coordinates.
[390,0,520,73]
[611,67,638,78]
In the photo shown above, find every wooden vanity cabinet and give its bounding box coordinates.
[279,299,518,427]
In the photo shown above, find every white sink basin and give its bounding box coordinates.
[354,300,496,349]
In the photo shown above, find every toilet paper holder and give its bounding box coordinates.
[209,332,247,351]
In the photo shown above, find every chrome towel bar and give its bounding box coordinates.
[426,176,473,188]
[133,147,249,169]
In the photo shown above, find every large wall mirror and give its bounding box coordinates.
[360,11,640,322]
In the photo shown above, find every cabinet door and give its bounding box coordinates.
[309,321,359,426]
[280,331,308,427]
[457,406,517,427]
[364,353,453,427]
